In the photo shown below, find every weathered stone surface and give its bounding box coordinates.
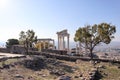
[79,73,83,77]
[91,68,97,72]
[11,45,26,54]
[14,74,24,79]
[103,73,108,76]
[50,69,65,76]
[42,49,68,55]
[0,66,3,69]
[35,71,43,76]
[3,64,10,69]
[23,57,45,70]
[27,76,35,80]
[58,76,71,80]
[80,77,85,80]
[74,76,79,78]
[98,65,106,69]
[89,72,93,75]
[11,45,37,54]
[27,76,33,79]
[75,59,81,64]
[89,76,94,80]
[42,74,47,77]
[10,63,15,67]
[0,48,10,53]
[89,60,94,64]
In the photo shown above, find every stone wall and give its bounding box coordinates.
[11,45,26,54]
[0,48,10,53]
[42,49,67,55]
[27,51,120,63]
[10,45,37,54]
[5,44,120,64]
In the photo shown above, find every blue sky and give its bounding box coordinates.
[0,0,120,42]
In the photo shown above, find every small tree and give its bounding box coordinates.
[6,39,19,48]
[19,30,37,47]
[19,29,37,53]
[19,31,26,45]
[74,23,116,59]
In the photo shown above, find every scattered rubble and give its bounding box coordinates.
[57,75,71,80]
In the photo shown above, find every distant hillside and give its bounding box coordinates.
[109,41,120,47]
[97,41,120,48]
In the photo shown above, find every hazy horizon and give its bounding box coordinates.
[1,41,120,49]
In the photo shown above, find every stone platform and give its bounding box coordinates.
[0,52,25,59]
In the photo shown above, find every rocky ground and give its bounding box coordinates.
[0,55,120,80]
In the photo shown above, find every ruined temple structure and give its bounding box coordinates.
[37,38,55,51]
[57,29,70,52]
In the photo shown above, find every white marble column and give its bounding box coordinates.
[39,41,42,52]
[59,36,61,50]
[85,43,87,54]
[76,43,78,54]
[63,36,65,49]
[43,41,46,49]
[67,34,69,51]
[59,36,63,50]
[53,40,55,49]
[57,30,70,51]
[48,41,50,49]
[58,35,60,50]
[79,41,81,54]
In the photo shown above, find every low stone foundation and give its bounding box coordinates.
[11,45,26,54]
[1,45,120,64]
[10,45,37,54]
[0,48,10,53]
[42,49,68,55]
[27,51,120,64]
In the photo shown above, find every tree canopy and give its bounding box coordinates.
[74,23,116,59]
[19,29,37,48]
[6,39,19,48]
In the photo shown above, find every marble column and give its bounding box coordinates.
[53,40,55,49]
[63,36,65,50]
[60,36,63,50]
[79,41,81,54]
[43,41,46,49]
[39,41,42,52]
[67,34,69,51]
[58,35,60,50]
[76,43,78,54]
[48,41,50,49]
[85,43,87,54]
